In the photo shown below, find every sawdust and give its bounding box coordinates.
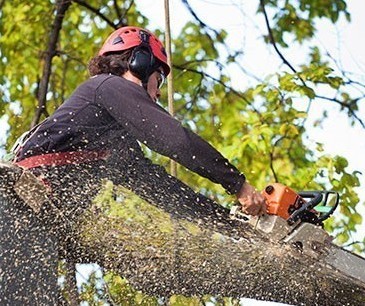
[1,161,365,305]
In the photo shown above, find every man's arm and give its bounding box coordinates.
[97,76,266,213]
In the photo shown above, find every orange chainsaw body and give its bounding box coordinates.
[262,183,306,220]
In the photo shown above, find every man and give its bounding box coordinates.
[14,26,266,217]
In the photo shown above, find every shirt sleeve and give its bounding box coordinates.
[96,76,245,194]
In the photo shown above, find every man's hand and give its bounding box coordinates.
[236,182,267,216]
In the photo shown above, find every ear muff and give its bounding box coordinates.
[128,46,156,84]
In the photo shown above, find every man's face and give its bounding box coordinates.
[146,69,165,102]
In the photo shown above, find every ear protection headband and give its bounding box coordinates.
[128,30,160,84]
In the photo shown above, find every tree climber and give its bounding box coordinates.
[1,25,267,305]
[14,26,266,220]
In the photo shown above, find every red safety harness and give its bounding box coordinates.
[10,120,110,170]
[15,150,110,169]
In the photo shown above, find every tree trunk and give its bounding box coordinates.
[73,183,365,306]
[0,166,59,305]
[1,163,365,306]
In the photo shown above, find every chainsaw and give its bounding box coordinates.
[230,183,365,284]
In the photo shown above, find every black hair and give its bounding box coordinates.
[87,50,133,77]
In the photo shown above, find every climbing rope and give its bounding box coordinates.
[164,0,177,177]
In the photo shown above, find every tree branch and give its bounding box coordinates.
[259,0,302,80]
[73,189,365,305]
[259,0,365,129]
[113,0,122,20]
[71,0,117,29]
[31,0,71,128]
[181,0,220,44]
[174,64,256,110]
[111,0,134,28]
[180,0,241,67]
[315,94,365,128]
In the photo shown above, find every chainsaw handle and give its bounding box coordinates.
[287,192,323,225]
[287,190,340,225]
[316,191,340,222]
[299,190,339,222]
[297,191,323,209]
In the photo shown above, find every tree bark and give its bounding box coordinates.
[31,0,71,128]
[0,166,59,305]
[1,163,365,306]
[72,183,365,306]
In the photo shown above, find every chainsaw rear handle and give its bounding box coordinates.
[297,191,323,207]
[287,190,339,225]
[287,191,323,225]
[315,191,339,222]
[299,190,339,221]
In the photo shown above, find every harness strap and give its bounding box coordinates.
[14,150,110,170]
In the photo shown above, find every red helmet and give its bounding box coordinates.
[98,26,170,76]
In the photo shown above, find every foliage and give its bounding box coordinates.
[261,0,350,47]
[1,0,364,303]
